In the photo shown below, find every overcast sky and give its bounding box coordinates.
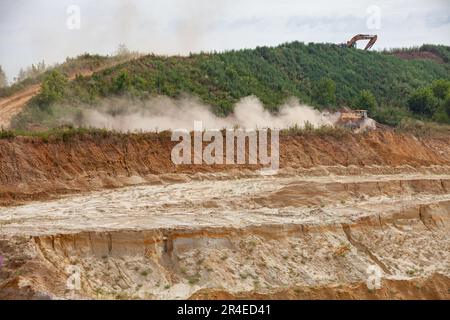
[1,0,449,82]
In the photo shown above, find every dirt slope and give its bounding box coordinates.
[0,85,40,129]
[390,51,446,64]
[0,183,449,299]
[0,130,449,300]
[191,274,450,300]
[0,131,449,206]
[0,69,105,129]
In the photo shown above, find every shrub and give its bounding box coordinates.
[313,77,336,107]
[407,87,439,117]
[37,71,68,108]
[397,118,450,136]
[431,105,450,124]
[356,90,377,113]
[113,70,131,93]
[431,79,450,100]
[0,130,16,139]
[445,92,450,118]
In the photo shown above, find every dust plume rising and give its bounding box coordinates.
[116,1,139,45]
[76,95,339,132]
[174,0,227,53]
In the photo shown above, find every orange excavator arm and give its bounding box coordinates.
[346,34,378,50]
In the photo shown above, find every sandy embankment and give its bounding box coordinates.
[1,130,449,206]
[0,131,449,299]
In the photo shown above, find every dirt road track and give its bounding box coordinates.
[0,70,99,129]
[0,85,40,129]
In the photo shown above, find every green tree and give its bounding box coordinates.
[356,90,377,113]
[407,87,439,117]
[0,65,7,88]
[37,70,68,107]
[432,86,450,124]
[431,79,450,100]
[113,70,131,93]
[314,77,336,107]
[445,92,450,118]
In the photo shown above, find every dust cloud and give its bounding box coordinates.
[77,95,340,132]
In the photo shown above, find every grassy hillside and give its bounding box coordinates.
[11,42,450,129]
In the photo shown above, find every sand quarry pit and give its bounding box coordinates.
[0,131,449,300]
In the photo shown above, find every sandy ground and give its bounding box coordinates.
[0,172,449,236]
[0,171,449,300]
[0,85,40,129]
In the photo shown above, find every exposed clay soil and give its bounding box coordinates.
[1,131,450,206]
[0,85,40,129]
[389,51,446,64]
[0,130,449,300]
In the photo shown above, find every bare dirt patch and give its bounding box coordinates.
[389,51,445,64]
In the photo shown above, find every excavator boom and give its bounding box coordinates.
[345,34,378,50]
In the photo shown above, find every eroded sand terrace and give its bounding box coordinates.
[0,170,449,299]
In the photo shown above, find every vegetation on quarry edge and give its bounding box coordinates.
[2,42,450,131]
[1,118,450,144]
[0,125,349,142]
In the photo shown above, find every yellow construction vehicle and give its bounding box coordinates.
[340,110,368,121]
[339,34,378,50]
[337,109,369,129]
